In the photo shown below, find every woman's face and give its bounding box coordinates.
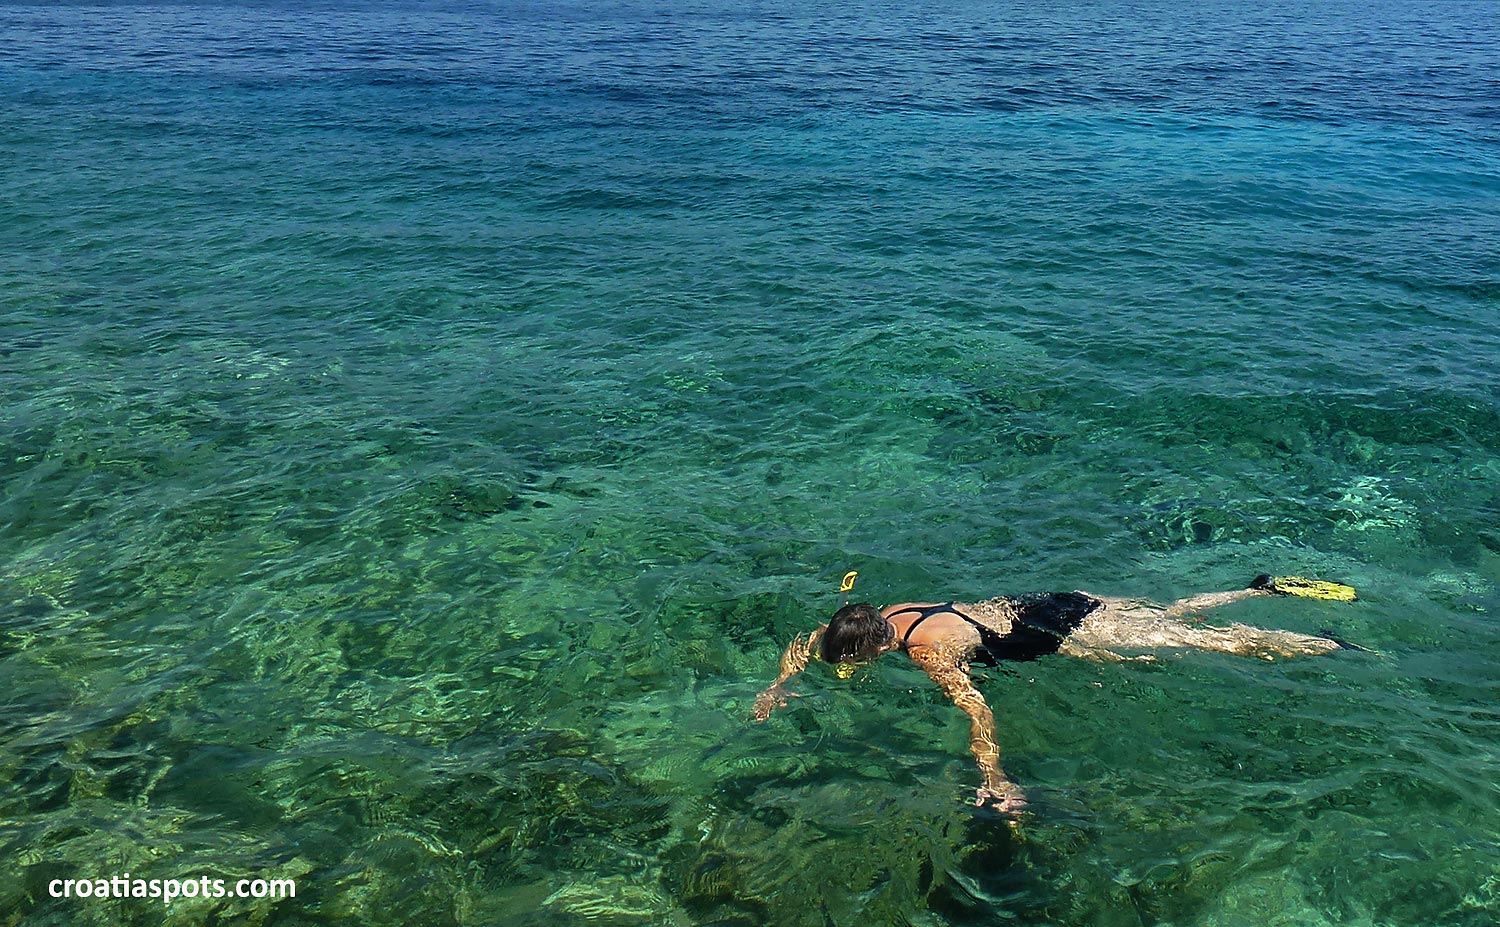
[832,632,895,678]
[832,658,865,679]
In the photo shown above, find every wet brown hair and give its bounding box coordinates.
[819,602,892,663]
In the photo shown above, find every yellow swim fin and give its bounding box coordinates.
[1253,574,1358,602]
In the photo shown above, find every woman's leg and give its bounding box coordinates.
[1161,588,1264,617]
[1068,595,1341,660]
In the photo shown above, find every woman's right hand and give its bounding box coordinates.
[975,782,1029,817]
[751,685,798,721]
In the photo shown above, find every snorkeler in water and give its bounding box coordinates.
[751,574,1359,817]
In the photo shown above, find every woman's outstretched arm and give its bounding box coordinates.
[908,644,1028,816]
[751,627,824,721]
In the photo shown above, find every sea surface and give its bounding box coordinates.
[3,1,1499,924]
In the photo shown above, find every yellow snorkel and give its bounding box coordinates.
[839,570,858,604]
[832,571,861,678]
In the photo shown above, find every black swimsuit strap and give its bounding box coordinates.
[892,603,977,646]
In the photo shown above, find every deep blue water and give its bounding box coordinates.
[3,1,1500,925]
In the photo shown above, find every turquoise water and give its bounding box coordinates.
[3,0,1500,924]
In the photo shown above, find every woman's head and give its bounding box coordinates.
[820,602,893,666]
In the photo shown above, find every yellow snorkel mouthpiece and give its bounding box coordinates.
[1264,576,1358,602]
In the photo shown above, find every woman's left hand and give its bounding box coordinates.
[975,782,1028,817]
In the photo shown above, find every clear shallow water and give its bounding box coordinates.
[2,0,1499,924]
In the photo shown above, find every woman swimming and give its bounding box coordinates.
[751,576,1356,817]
